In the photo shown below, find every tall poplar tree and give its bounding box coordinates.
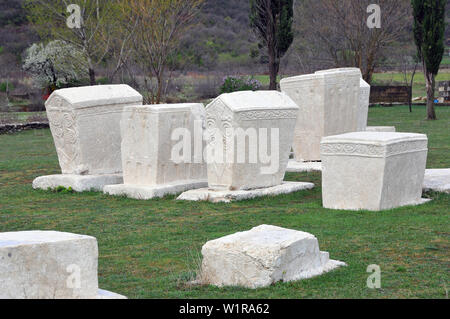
[250,0,294,90]
[412,0,446,120]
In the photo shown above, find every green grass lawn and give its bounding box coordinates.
[0,105,448,299]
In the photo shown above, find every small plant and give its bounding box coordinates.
[220,76,261,94]
[54,186,74,194]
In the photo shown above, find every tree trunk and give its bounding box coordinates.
[89,68,96,86]
[268,42,279,90]
[156,74,163,104]
[425,70,437,120]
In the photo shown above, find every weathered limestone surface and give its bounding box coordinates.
[33,174,123,192]
[286,160,322,173]
[423,169,450,193]
[198,225,346,289]
[204,91,299,190]
[104,180,207,200]
[281,69,361,161]
[45,85,143,175]
[321,132,429,211]
[0,231,126,299]
[315,68,370,131]
[104,103,207,199]
[177,182,314,203]
[366,126,396,133]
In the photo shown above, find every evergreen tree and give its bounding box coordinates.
[250,0,294,90]
[412,0,446,120]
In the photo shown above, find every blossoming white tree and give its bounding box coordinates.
[23,40,88,89]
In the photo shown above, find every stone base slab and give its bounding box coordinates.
[97,289,127,299]
[177,182,315,203]
[423,169,450,193]
[32,174,123,192]
[324,198,432,212]
[104,180,208,200]
[286,160,322,173]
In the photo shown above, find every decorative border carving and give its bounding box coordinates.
[47,96,83,173]
[321,140,428,158]
[237,110,298,121]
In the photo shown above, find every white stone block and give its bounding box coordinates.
[366,126,396,132]
[205,91,298,191]
[315,68,370,132]
[177,182,314,203]
[0,231,126,299]
[423,169,450,193]
[286,160,322,173]
[33,174,123,192]
[104,103,207,199]
[104,180,207,200]
[198,225,346,289]
[45,85,143,175]
[281,69,361,161]
[321,132,429,211]
[359,78,371,131]
[0,231,98,299]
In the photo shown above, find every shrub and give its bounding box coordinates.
[0,82,14,92]
[23,40,88,89]
[219,76,261,94]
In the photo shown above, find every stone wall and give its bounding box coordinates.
[0,122,49,135]
[370,86,411,104]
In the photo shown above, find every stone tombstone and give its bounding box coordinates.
[366,126,396,133]
[198,225,346,289]
[321,132,429,211]
[0,231,125,299]
[121,103,207,186]
[45,85,143,175]
[280,69,361,161]
[315,68,370,132]
[205,91,299,191]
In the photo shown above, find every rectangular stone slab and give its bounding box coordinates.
[366,126,396,132]
[315,68,370,132]
[120,103,207,186]
[45,85,143,175]
[32,174,123,192]
[321,132,429,211]
[198,225,346,289]
[178,182,314,203]
[0,231,98,299]
[104,180,208,200]
[423,169,450,193]
[281,69,361,161]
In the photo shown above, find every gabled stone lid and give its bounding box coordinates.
[124,103,203,113]
[46,84,143,109]
[321,132,428,158]
[315,67,362,77]
[281,68,361,86]
[322,132,427,145]
[209,91,298,112]
[0,231,95,248]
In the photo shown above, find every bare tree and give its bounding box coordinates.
[294,0,412,84]
[120,0,204,104]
